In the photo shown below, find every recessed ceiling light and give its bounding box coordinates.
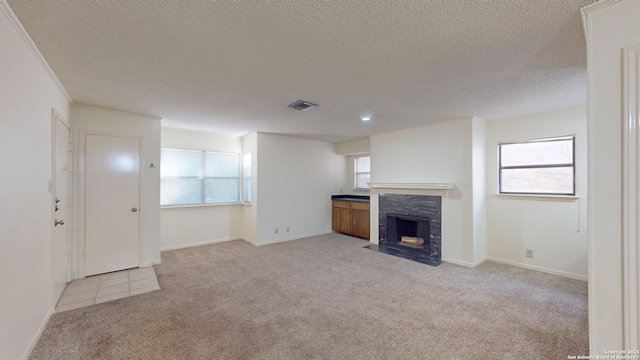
[360,115,372,121]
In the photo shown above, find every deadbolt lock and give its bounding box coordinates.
[131,208,138,212]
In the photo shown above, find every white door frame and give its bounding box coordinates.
[77,129,144,278]
[51,109,71,305]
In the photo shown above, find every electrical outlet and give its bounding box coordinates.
[275,228,278,234]
[525,249,534,258]
[286,227,290,232]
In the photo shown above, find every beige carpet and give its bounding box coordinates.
[30,233,588,359]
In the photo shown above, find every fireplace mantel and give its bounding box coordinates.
[368,183,454,190]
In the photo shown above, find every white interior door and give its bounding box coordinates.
[53,115,71,302]
[85,134,140,276]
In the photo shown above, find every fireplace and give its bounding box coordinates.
[366,193,441,266]
[385,213,430,251]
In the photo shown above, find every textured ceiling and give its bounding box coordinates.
[8,0,595,143]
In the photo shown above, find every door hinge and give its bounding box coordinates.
[68,142,73,152]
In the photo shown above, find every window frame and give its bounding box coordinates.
[160,147,241,207]
[498,135,576,196]
[354,155,371,190]
[242,152,251,204]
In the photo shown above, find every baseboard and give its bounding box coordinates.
[486,257,588,282]
[141,260,161,267]
[254,231,333,246]
[472,257,487,267]
[160,237,241,252]
[21,307,53,360]
[443,256,487,268]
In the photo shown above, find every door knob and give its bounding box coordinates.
[55,220,64,226]
[131,208,138,212]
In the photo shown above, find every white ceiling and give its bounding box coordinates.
[7,0,595,143]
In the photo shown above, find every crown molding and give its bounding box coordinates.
[0,1,73,104]
[581,0,622,36]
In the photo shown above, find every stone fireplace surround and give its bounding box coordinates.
[366,183,452,266]
[377,193,442,266]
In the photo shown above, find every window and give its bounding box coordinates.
[161,148,240,206]
[354,156,370,189]
[499,135,575,195]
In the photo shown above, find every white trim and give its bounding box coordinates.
[580,0,622,36]
[368,183,454,190]
[487,257,588,282]
[161,237,242,252]
[50,109,72,309]
[493,194,580,201]
[161,202,244,209]
[622,45,640,350]
[141,260,161,267]
[20,308,53,360]
[444,257,486,268]
[254,231,333,246]
[0,1,73,104]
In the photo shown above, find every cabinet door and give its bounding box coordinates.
[359,210,370,239]
[340,208,351,233]
[351,209,361,237]
[332,206,341,231]
[350,209,370,239]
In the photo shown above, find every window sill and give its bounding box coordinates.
[161,202,243,209]
[493,193,580,201]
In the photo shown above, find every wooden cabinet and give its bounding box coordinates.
[332,200,369,239]
[351,202,370,238]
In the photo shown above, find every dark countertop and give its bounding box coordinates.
[331,195,370,202]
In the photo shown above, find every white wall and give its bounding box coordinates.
[370,117,480,265]
[161,205,243,250]
[583,0,640,353]
[160,128,243,250]
[0,5,71,360]
[471,116,487,264]
[335,137,370,155]
[71,106,161,275]
[255,133,343,245]
[485,107,588,281]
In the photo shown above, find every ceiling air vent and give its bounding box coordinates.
[287,99,318,111]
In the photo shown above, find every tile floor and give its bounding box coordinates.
[55,267,160,312]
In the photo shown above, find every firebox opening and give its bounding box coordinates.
[395,218,423,247]
[385,213,430,253]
